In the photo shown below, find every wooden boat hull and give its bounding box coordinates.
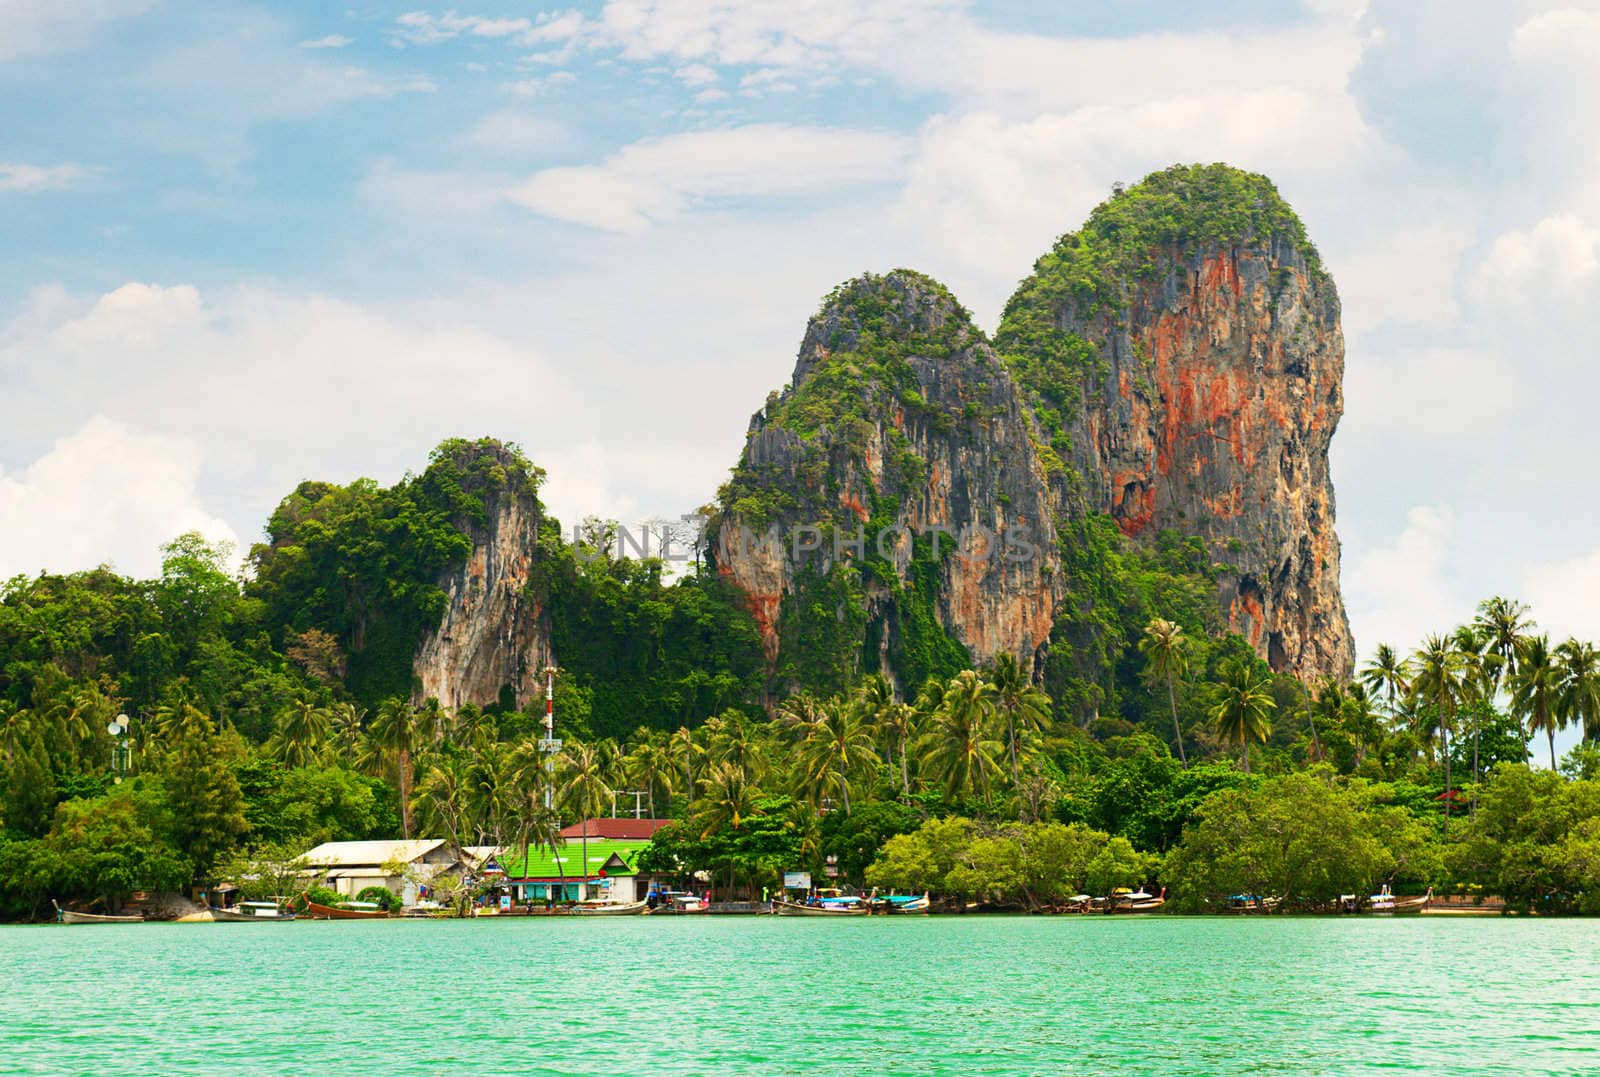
[303,900,389,920]
[1370,888,1433,915]
[210,907,296,922]
[58,909,145,924]
[773,898,868,916]
[570,899,650,916]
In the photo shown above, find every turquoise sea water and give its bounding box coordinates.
[3,916,1599,1075]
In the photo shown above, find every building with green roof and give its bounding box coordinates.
[492,838,652,904]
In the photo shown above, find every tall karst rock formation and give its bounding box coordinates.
[714,164,1352,694]
[411,441,555,710]
[996,164,1353,680]
[712,271,1061,698]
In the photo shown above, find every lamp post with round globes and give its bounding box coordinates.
[107,713,131,783]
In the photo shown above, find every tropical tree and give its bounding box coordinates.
[1138,619,1190,764]
[694,760,757,837]
[794,700,878,813]
[1411,632,1471,830]
[918,671,1003,803]
[1510,634,1564,771]
[269,699,330,769]
[367,698,420,838]
[1360,643,1409,720]
[987,652,1053,782]
[557,742,613,889]
[1208,658,1275,772]
[1475,596,1533,695]
[1556,638,1600,746]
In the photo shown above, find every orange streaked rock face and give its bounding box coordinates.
[1056,239,1352,680]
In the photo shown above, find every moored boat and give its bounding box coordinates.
[211,901,296,922]
[54,901,144,924]
[301,898,389,920]
[868,892,930,915]
[773,896,868,916]
[1110,887,1167,913]
[570,898,650,916]
[1368,885,1432,914]
[647,890,709,914]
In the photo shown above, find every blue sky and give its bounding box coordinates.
[4,0,1600,742]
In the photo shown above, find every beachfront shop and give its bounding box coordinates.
[498,840,651,904]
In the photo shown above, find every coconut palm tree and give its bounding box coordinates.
[1138,619,1190,764]
[918,670,1003,803]
[368,698,420,838]
[987,652,1053,783]
[1208,658,1275,772]
[328,702,365,759]
[877,702,918,798]
[557,742,613,892]
[269,698,330,769]
[1412,633,1470,831]
[1360,644,1410,724]
[623,736,675,819]
[694,759,757,837]
[670,725,702,804]
[1475,596,1533,696]
[1452,624,1494,795]
[1557,638,1600,747]
[795,700,877,813]
[1510,634,1563,771]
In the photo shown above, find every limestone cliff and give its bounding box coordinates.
[713,271,1061,698]
[997,164,1353,679]
[411,442,554,709]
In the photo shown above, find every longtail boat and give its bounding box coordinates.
[301,897,389,920]
[773,897,868,916]
[211,901,297,923]
[1369,886,1432,914]
[54,901,144,924]
[1110,887,1167,913]
[570,898,650,916]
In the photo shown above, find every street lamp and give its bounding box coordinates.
[107,713,131,783]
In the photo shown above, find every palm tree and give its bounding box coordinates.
[1360,644,1410,723]
[878,702,918,798]
[987,652,1053,783]
[1475,597,1533,696]
[623,736,674,819]
[1557,638,1600,748]
[1452,624,1493,795]
[795,700,877,813]
[695,759,757,836]
[368,698,420,838]
[557,742,612,894]
[467,739,516,847]
[1413,633,1470,832]
[413,756,469,850]
[1139,619,1191,764]
[1208,658,1275,772]
[1511,635,1563,771]
[670,725,702,805]
[328,702,365,759]
[270,698,330,769]
[917,670,1003,803]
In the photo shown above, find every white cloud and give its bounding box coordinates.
[52,282,203,345]
[0,0,152,61]
[674,62,717,86]
[507,124,909,231]
[0,417,238,580]
[0,162,87,193]
[1344,505,1466,655]
[459,110,568,152]
[390,11,534,45]
[299,34,353,49]
[1526,544,1600,645]
[1342,346,1518,440]
[1477,213,1600,293]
